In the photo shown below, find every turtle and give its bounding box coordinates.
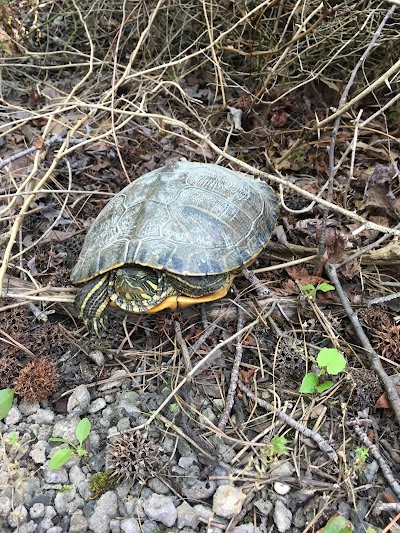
[71,161,278,333]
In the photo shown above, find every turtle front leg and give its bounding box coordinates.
[75,274,111,334]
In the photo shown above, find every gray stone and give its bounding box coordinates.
[30,408,55,424]
[29,502,45,519]
[45,506,57,519]
[110,518,121,533]
[0,495,11,517]
[67,385,91,414]
[176,501,199,529]
[141,521,158,533]
[18,399,39,415]
[115,480,133,499]
[89,398,107,413]
[5,406,22,426]
[66,496,85,514]
[88,491,118,533]
[178,454,198,470]
[45,528,63,533]
[69,509,88,533]
[69,465,86,485]
[146,478,170,495]
[125,498,146,519]
[120,517,141,533]
[52,416,81,441]
[43,463,69,484]
[8,504,28,527]
[37,517,54,533]
[254,498,273,517]
[19,521,38,533]
[193,504,214,521]
[182,479,217,500]
[116,417,131,432]
[365,460,379,483]
[98,369,129,392]
[30,441,47,464]
[212,485,246,518]
[87,350,106,366]
[269,460,295,477]
[54,487,76,514]
[77,479,92,501]
[273,500,292,533]
[142,493,177,527]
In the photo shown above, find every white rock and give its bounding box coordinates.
[273,500,292,533]
[212,485,246,518]
[142,494,177,527]
[176,501,199,529]
[89,398,107,413]
[5,406,22,426]
[274,482,291,495]
[67,385,91,414]
[87,350,106,366]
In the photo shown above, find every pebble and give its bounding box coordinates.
[19,522,37,533]
[254,498,273,516]
[178,453,198,469]
[30,409,55,425]
[67,385,91,414]
[5,406,22,426]
[176,501,200,530]
[212,485,246,518]
[141,521,159,533]
[232,525,259,533]
[274,481,291,495]
[147,478,170,495]
[142,493,177,527]
[120,518,141,533]
[269,460,295,477]
[110,518,121,533]
[52,416,82,442]
[38,517,54,532]
[69,465,86,485]
[89,398,107,413]
[88,491,118,533]
[8,504,28,528]
[43,463,69,484]
[69,509,89,533]
[0,495,11,517]
[54,487,76,515]
[87,350,106,366]
[30,441,47,464]
[18,399,39,416]
[193,504,214,521]
[46,527,63,533]
[273,500,292,532]
[182,479,217,500]
[29,502,45,519]
[117,391,140,416]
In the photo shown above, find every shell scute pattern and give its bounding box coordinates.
[71,162,278,283]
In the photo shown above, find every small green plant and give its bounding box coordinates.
[354,446,369,468]
[300,347,346,394]
[169,403,179,413]
[0,388,14,421]
[90,471,117,498]
[6,432,19,449]
[267,435,288,458]
[59,484,74,493]
[49,418,91,470]
[301,282,335,300]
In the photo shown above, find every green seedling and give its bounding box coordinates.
[301,282,335,300]
[354,446,369,470]
[267,435,288,458]
[0,389,14,421]
[49,418,91,470]
[300,347,346,394]
[318,514,352,533]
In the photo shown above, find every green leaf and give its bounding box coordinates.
[301,284,316,297]
[76,418,91,446]
[299,373,318,393]
[317,348,346,375]
[0,389,14,421]
[320,515,352,533]
[49,448,73,470]
[316,381,333,393]
[316,283,335,293]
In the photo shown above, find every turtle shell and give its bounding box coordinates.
[70,162,278,284]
